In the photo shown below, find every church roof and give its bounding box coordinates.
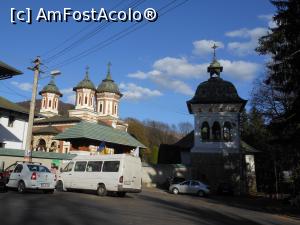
[73,67,96,91]
[97,63,122,96]
[187,45,246,113]
[0,96,29,115]
[39,77,62,97]
[33,126,60,135]
[54,121,145,148]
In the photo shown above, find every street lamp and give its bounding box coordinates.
[24,56,61,161]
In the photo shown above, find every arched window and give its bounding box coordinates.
[49,100,52,108]
[223,121,232,141]
[212,121,221,141]
[79,95,82,105]
[37,139,47,152]
[43,99,46,107]
[50,142,57,152]
[100,103,103,113]
[201,122,210,141]
[54,99,57,109]
[114,104,117,115]
[85,96,88,104]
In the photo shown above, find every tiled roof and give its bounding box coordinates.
[0,148,75,160]
[0,96,29,115]
[33,115,81,125]
[54,121,146,148]
[0,61,22,80]
[33,126,60,135]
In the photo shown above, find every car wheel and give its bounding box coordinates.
[56,181,64,192]
[96,184,107,196]
[198,190,205,197]
[17,181,26,194]
[172,188,179,195]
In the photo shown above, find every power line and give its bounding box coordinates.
[47,0,189,70]
[0,82,31,100]
[44,0,147,64]
[41,0,128,58]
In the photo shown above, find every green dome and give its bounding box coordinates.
[97,63,122,96]
[73,69,96,91]
[39,78,62,97]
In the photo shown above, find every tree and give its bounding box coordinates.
[254,0,300,194]
[177,122,193,137]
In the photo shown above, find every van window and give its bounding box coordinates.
[64,162,74,172]
[86,161,102,172]
[102,161,120,172]
[74,161,87,172]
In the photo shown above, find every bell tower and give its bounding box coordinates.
[96,62,122,119]
[39,76,62,117]
[186,45,247,191]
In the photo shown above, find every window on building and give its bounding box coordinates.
[100,103,103,113]
[49,100,52,108]
[114,105,117,115]
[102,161,120,172]
[212,121,221,141]
[74,161,87,172]
[86,161,103,172]
[223,121,232,141]
[201,122,210,141]
[8,115,15,127]
[85,96,88,104]
[79,96,82,105]
[43,99,46,107]
[54,99,57,109]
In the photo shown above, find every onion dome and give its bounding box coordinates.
[39,76,62,97]
[97,62,122,96]
[187,44,246,113]
[73,67,96,91]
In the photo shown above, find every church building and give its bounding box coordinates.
[31,63,142,154]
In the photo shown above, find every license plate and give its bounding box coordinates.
[41,183,49,188]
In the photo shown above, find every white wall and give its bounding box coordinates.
[0,112,28,150]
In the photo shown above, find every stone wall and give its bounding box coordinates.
[141,163,191,188]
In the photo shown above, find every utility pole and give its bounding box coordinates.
[24,57,41,162]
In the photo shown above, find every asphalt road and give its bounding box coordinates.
[0,188,299,225]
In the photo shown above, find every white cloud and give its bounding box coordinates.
[226,27,268,55]
[128,71,148,79]
[11,81,33,91]
[219,59,261,81]
[258,14,277,28]
[149,73,194,96]
[65,94,76,104]
[61,88,73,95]
[60,88,75,103]
[193,40,224,56]
[119,83,162,100]
[153,57,207,79]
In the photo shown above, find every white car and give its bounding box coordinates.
[6,162,56,194]
[169,180,210,197]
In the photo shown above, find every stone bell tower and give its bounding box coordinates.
[186,44,247,192]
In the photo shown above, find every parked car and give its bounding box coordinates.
[169,180,210,197]
[57,154,142,197]
[5,162,56,194]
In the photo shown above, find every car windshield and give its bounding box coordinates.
[27,165,50,173]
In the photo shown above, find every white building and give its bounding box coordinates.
[0,96,29,149]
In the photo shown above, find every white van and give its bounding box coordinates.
[56,154,142,196]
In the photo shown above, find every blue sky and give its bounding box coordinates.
[0,0,275,125]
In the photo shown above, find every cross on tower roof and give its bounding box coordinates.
[85,65,90,79]
[106,62,112,80]
[212,44,218,60]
